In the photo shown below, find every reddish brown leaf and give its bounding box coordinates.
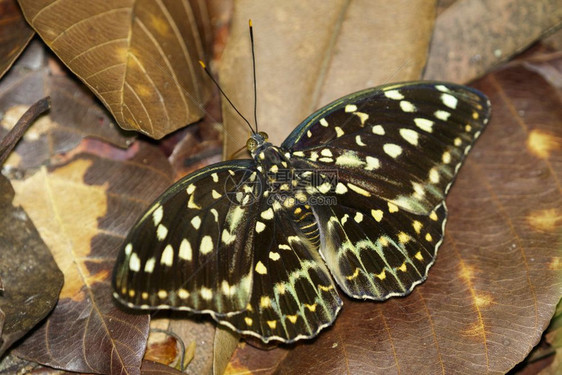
[17,0,213,139]
[0,0,34,79]
[11,142,174,374]
[0,41,133,171]
[225,48,562,375]
[424,0,562,82]
[220,0,436,157]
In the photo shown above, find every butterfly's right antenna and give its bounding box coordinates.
[198,60,255,135]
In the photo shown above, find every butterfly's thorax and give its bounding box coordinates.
[252,143,322,248]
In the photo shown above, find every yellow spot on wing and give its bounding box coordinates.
[267,320,277,329]
[305,303,317,312]
[375,269,386,280]
[397,262,407,272]
[287,315,298,324]
[414,251,423,261]
[388,202,399,213]
[245,317,253,326]
[372,209,383,222]
[260,296,271,308]
[346,267,360,280]
[398,232,411,243]
[255,261,267,274]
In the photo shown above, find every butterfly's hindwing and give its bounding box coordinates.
[315,201,447,299]
[112,160,261,315]
[216,196,342,343]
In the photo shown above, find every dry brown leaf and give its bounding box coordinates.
[220,0,436,157]
[18,0,213,138]
[10,142,175,374]
[0,41,133,171]
[424,0,562,82]
[0,174,63,356]
[0,0,34,79]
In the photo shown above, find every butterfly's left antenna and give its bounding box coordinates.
[198,60,256,135]
[249,19,259,133]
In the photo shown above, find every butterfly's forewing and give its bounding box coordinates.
[216,197,342,343]
[283,82,490,300]
[113,160,261,315]
[283,82,491,215]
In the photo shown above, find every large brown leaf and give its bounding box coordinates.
[0,173,63,356]
[0,97,62,357]
[225,47,562,375]
[219,0,437,157]
[0,41,133,171]
[11,141,174,374]
[17,0,213,138]
[424,0,562,82]
[0,0,34,79]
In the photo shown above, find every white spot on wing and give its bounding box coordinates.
[365,156,380,170]
[144,257,155,273]
[157,224,168,241]
[384,89,404,100]
[434,110,451,121]
[200,235,214,255]
[414,118,434,133]
[383,144,403,158]
[179,239,192,260]
[441,93,458,109]
[186,184,196,195]
[400,101,416,112]
[399,128,419,146]
[161,245,174,266]
[256,221,266,233]
[191,216,201,229]
[345,104,358,112]
[355,135,366,146]
[152,205,163,226]
[129,253,141,272]
[320,118,328,127]
[372,125,385,135]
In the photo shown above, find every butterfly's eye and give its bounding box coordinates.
[258,131,269,141]
[246,137,258,152]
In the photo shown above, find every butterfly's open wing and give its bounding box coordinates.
[282,81,490,299]
[283,82,491,214]
[216,197,342,343]
[113,160,261,315]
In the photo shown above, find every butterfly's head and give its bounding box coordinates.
[246,131,271,158]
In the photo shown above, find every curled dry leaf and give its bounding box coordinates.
[424,0,562,82]
[141,360,185,375]
[0,41,133,171]
[11,142,174,374]
[0,174,63,357]
[219,0,437,157]
[226,47,562,374]
[18,0,213,139]
[0,0,34,79]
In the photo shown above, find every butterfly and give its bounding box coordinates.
[112,80,491,343]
